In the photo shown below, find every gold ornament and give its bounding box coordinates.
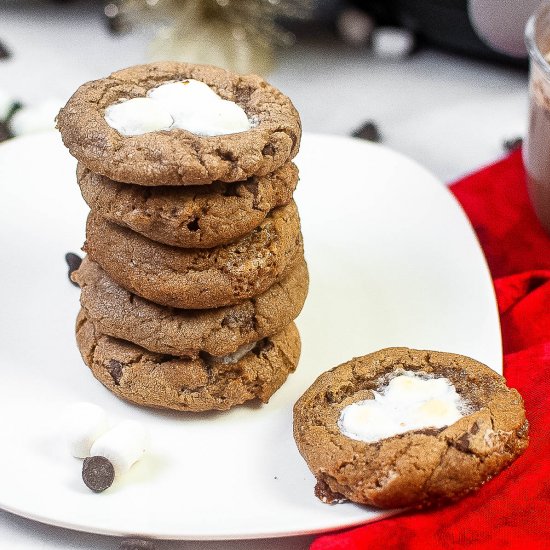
[107,0,312,75]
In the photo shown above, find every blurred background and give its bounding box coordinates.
[0,0,539,181]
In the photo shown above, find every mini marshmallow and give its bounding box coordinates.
[104,97,173,136]
[207,340,257,365]
[9,99,62,136]
[90,420,148,475]
[65,402,109,458]
[105,79,251,137]
[339,371,465,443]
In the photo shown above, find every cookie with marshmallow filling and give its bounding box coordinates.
[84,201,303,309]
[73,256,308,357]
[293,348,528,509]
[56,62,301,185]
[77,161,298,248]
[76,309,300,412]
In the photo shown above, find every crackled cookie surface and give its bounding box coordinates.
[76,310,301,412]
[293,348,528,509]
[77,161,298,248]
[57,62,301,185]
[73,256,308,357]
[84,201,303,309]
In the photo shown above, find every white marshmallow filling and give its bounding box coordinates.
[338,371,470,443]
[104,79,251,137]
[201,339,272,365]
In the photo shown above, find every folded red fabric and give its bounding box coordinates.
[311,149,550,549]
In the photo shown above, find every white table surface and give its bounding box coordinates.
[0,1,528,549]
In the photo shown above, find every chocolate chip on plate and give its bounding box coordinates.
[65,252,82,286]
[503,136,523,152]
[352,120,382,143]
[119,539,157,550]
[82,456,115,493]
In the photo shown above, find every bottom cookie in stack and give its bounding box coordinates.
[76,310,301,412]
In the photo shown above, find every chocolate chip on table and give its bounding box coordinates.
[0,122,9,143]
[65,252,82,286]
[352,121,382,142]
[503,136,523,152]
[119,539,157,550]
[0,39,10,60]
[82,456,115,493]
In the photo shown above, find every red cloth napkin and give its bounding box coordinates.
[311,149,550,550]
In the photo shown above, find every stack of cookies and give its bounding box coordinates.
[57,62,307,412]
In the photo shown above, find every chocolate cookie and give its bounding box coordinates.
[84,201,303,309]
[73,256,309,357]
[76,309,301,412]
[77,161,298,248]
[57,62,301,185]
[293,348,528,509]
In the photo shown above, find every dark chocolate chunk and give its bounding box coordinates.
[82,456,115,493]
[65,252,82,286]
[119,539,157,550]
[455,433,471,453]
[0,39,10,60]
[0,122,9,143]
[107,359,124,385]
[352,121,382,142]
[503,137,522,152]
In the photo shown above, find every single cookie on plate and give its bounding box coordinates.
[57,62,301,185]
[77,161,298,248]
[293,348,528,509]
[76,309,301,412]
[84,201,303,309]
[73,256,309,357]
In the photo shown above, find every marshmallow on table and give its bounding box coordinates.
[105,79,251,137]
[339,371,466,443]
[90,420,148,475]
[8,99,63,136]
[65,402,109,458]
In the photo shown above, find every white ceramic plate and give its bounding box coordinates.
[0,132,501,540]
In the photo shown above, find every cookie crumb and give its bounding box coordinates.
[82,456,115,493]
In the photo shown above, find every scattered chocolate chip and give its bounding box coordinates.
[0,122,9,143]
[65,252,82,286]
[470,422,480,434]
[82,456,115,493]
[104,3,131,34]
[352,121,382,142]
[0,39,10,60]
[119,538,156,550]
[503,137,522,152]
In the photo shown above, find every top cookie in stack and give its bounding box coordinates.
[57,62,308,412]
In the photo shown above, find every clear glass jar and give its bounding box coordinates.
[525,2,550,235]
